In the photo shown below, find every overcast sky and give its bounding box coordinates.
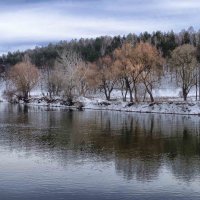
[0,0,200,54]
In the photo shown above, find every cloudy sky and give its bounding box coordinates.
[0,0,200,54]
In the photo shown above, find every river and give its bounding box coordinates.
[0,103,200,200]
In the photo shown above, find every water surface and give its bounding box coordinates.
[0,103,200,200]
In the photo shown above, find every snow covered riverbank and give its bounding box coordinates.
[8,95,200,116]
[1,80,200,115]
[80,97,200,115]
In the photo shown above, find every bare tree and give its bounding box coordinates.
[74,61,90,96]
[45,68,65,97]
[55,50,86,103]
[95,55,119,101]
[171,44,198,101]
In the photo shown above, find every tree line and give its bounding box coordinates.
[1,27,200,66]
[1,27,200,103]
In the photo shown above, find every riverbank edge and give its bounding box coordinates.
[3,97,200,116]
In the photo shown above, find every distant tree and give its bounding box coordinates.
[161,31,178,57]
[139,32,152,43]
[106,36,123,55]
[170,44,198,101]
[182,31,190,45]
[6,51,24,65]
[126,33,138,46]
[30,44,58,68]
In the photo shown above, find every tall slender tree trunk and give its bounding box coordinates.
[196,68,198,101]
[125,78,133,102]
[144,83,154,102]
[23,91,29,102]
[149,92,154,102]
[129,89,133,102]
[103,87,110,101]
[121,86,128,102]
[199,65,200,101]
[133,84,138,103]
[183,89,187,101]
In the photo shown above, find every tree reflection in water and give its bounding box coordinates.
[0,103,200,182]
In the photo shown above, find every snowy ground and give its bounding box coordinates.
[78,96,200,115]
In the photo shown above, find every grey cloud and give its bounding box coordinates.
[0,0,199,54]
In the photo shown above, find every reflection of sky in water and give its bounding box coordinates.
[0,103,200,199]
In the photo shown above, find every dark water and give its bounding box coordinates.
[0,103,200,200]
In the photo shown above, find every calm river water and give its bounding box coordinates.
[0,103,200,200]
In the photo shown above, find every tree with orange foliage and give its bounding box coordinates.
[114,42,164,102]
[133,42,164,102]
[113,43,134,102]
[7,60,39,100]
[88,55,119,101]
[99,55,119,101]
